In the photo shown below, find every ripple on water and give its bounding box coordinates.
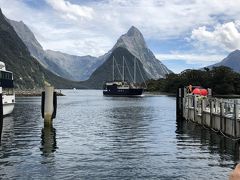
[0,90,237,179]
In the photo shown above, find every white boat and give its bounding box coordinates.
[0,62,15,115]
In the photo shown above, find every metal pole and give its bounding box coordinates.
[122,56,125,82]
[113,56,115,81]
[134,57,136,83]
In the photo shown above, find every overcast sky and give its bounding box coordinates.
[1,0,240,72]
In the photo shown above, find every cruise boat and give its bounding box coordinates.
[0,62,15,115]
[103,56,144,96]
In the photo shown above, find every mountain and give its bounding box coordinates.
[7,14,171,89]
[44,50,105,80]
[0,9,83,89]
[8,19,104,81]
[10,19,171,82]
[86,26,172,88]
[86,47,148,88]
[112,26,172,78]
[207,50,240,72]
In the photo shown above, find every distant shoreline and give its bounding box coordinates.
[14,89,65,97]
[144,91,175,96]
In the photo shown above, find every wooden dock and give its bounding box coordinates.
[177,87,240,140]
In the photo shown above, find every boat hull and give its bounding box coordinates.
[3,103,14,116]
[2,95,15,116]
[103,88,144,96]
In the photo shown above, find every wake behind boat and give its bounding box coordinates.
[103,56,145,96]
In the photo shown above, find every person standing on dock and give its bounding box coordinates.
[188,84,192,94]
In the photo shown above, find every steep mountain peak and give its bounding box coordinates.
[114,26,147,57]
[221,49,240,63]
[227,49,240,57]
[207,49,240,72]
[113,26,171,79]
[126,26,142,37]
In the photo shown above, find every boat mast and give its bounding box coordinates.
[113,56,115,81]
[122,56,125,82]
[134,57,136,83]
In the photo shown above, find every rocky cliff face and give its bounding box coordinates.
[208,50,240,72]
[0,9,83,89]
[8,19,104,81]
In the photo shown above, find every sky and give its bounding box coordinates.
[1,0,240,73]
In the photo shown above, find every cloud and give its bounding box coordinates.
[46,0,93,20]
[2,0,240,59]
[156,53,225,64]
[191,21,240,52]
[157,53,226,73]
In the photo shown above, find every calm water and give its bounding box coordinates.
[0,90,239,179]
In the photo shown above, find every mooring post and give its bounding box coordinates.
[207,88,212,96]
[193,96,197,122]
[215,99,219,114]
[176,87,184,121]
[0,87,3,143]
[234,100,239,137]
[187,95,190,119]
[220,100,224,131]
[210,99,213,128]
[176,88,180,119]
[201,99,204,124]
[41,86,57,126]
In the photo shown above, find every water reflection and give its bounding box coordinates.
[108,105,149,153]
[176,120,240,167]
[40,125,57,156]
[1,91,237,179]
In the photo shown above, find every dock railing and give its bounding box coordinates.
[177,87,240,140]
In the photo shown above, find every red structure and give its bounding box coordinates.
[192,87,208,96]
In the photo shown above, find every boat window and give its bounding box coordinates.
[3,88,14,95]
[1,72,12,80]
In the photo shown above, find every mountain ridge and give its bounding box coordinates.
[8,19,105,81]
[9,19,172,81]
[207,49,240,72]
[0,8,84,89]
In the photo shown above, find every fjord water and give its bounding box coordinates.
[0,90,238,179]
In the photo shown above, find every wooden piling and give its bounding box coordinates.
[210,99,214,128]
[201,99,204,124]
[176,87,184,121]
[0,93,3,143]
[41,86,57,126]
[220,101,224,131]
[234,100,238,137]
